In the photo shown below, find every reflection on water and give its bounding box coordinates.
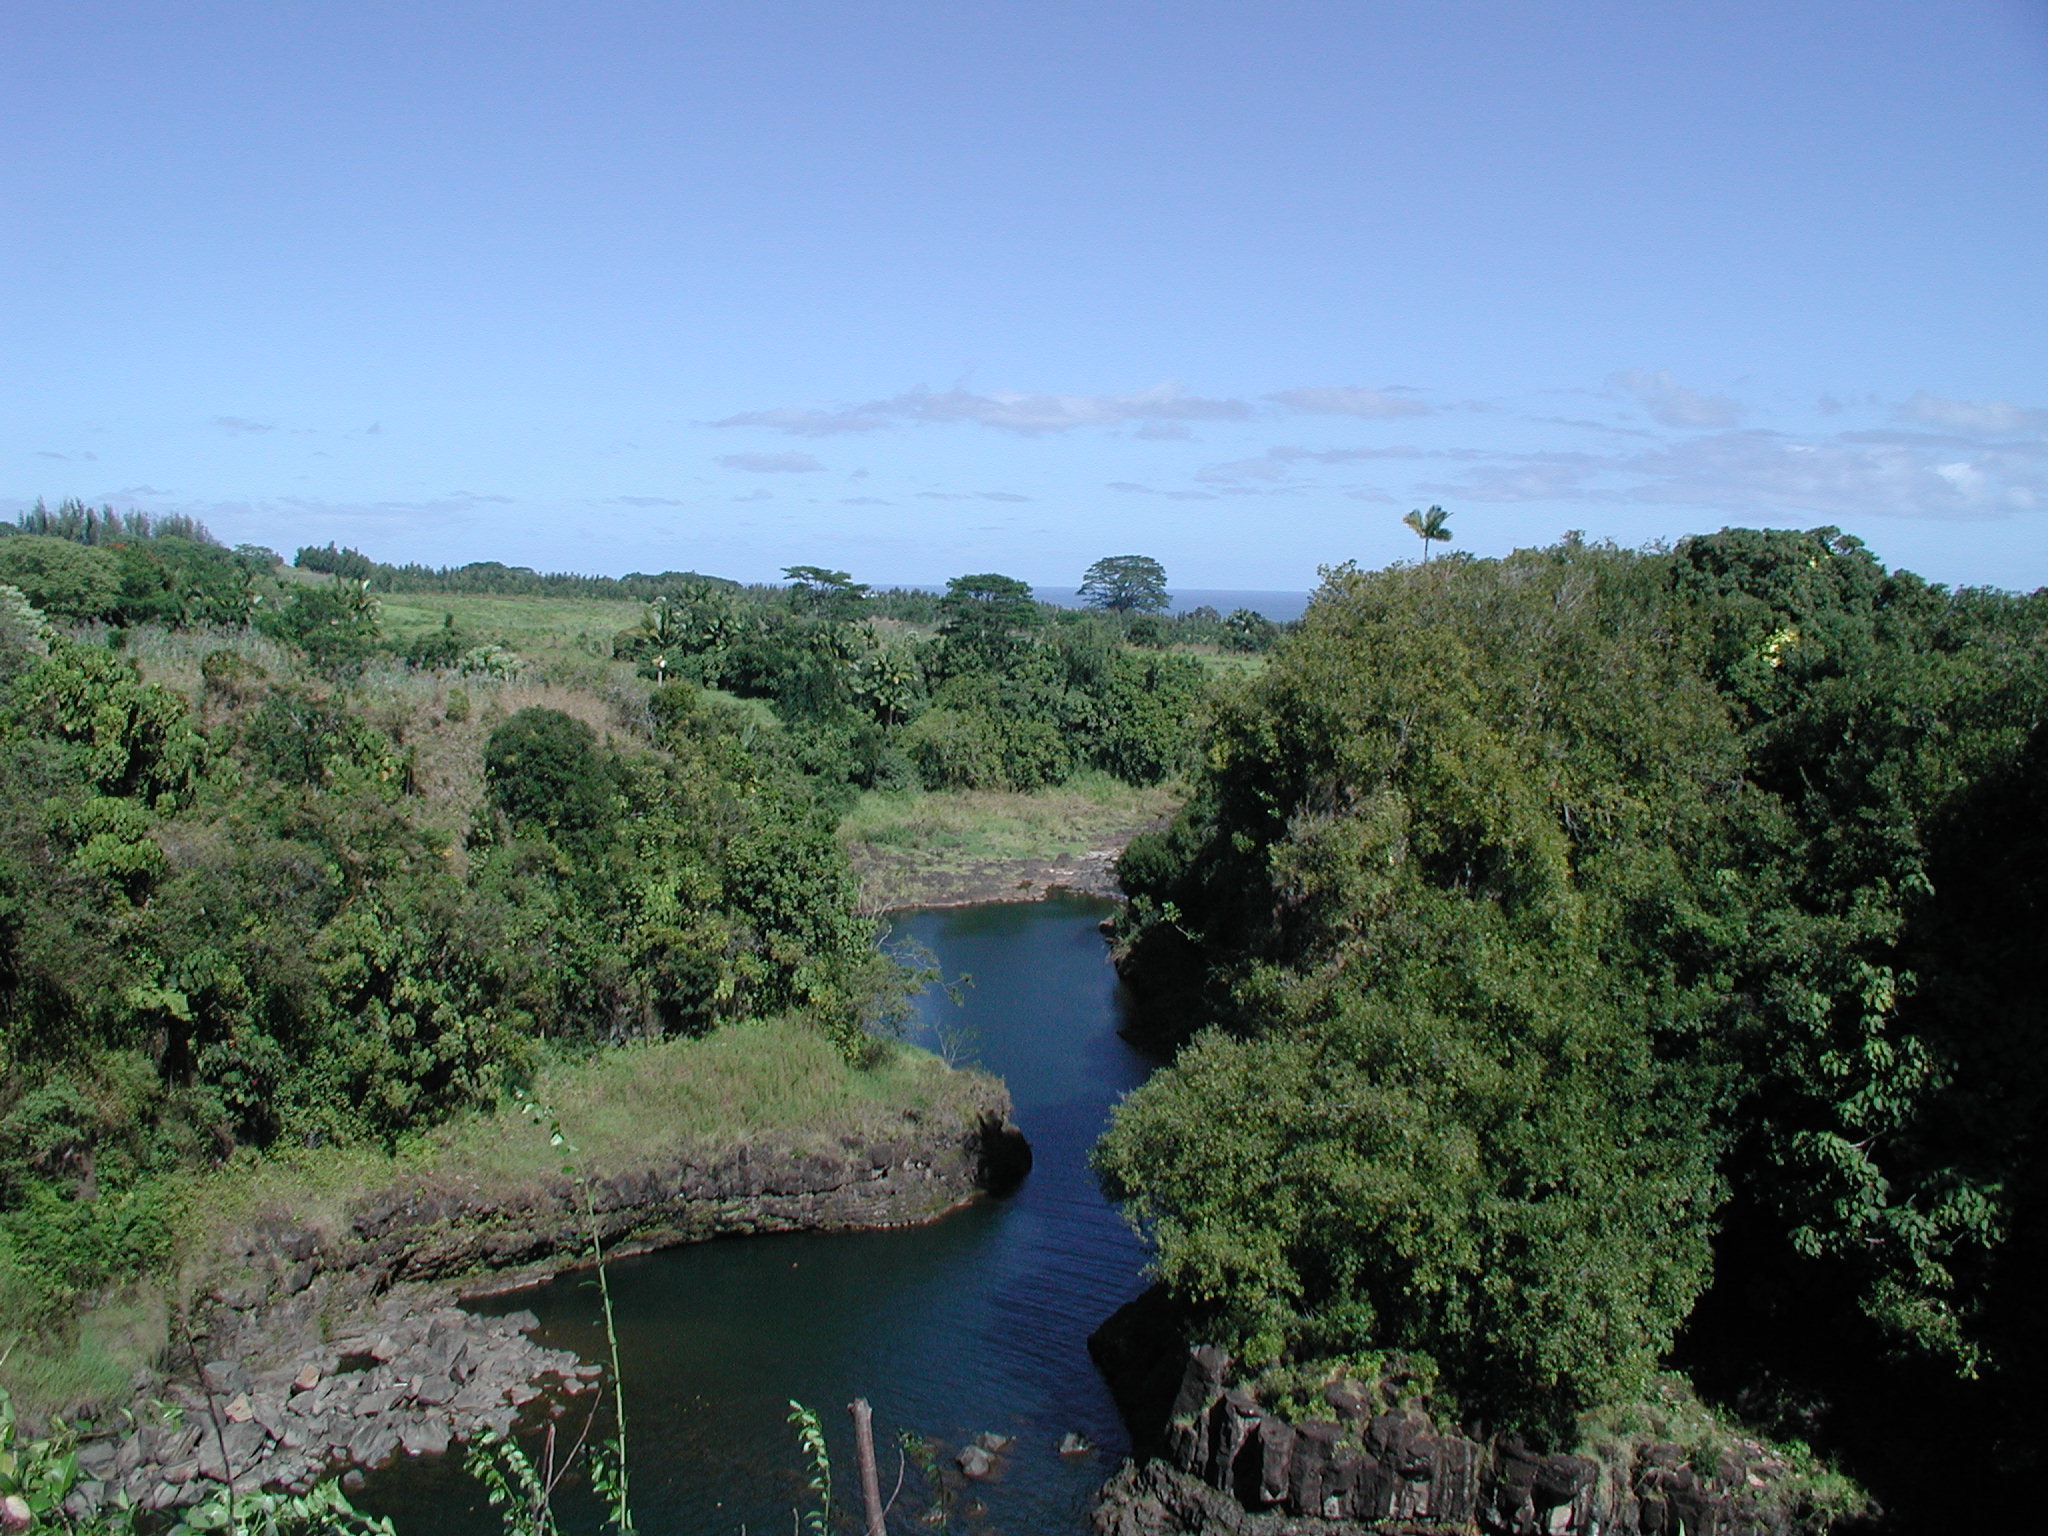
[364,895,1155,1536]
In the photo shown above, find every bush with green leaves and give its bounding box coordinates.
[0,507,265,630]
[1221,606,1277,651]
[0,535,122,619]
[483,708,619,843]
[256,578,383,673]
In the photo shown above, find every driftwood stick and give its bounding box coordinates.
[849,1397,887,1536]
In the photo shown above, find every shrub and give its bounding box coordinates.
[483,708,616,840]
[257,578,383,673]
[0,536,119,619]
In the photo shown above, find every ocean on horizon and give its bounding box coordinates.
[1032,586,1312,623]
[871,584,1314,623]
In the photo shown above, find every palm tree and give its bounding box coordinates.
[1402,504,1453,562]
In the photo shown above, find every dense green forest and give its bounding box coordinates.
[1098,528,2046,1519]
[0,502,1237,1417]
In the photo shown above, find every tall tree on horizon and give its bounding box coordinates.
[936,571,1042,671]
[1079,554,1170,613]
[783,564,871,619]
[1403,504,1453,562]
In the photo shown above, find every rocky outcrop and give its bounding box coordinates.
[851,840,1133,910]
[66,1302,590,1519]
[1093,1342,1833,1536]
[73,1096,1028,1516]
[337,1107,1030,1288]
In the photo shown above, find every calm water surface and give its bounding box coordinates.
[367,895,1154,1536]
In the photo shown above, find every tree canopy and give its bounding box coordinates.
[1080,554,1170,613]
[1101,529,2048,1456]
[935,572,1041,672]
[783,565,871,620]
[1401,504,1452,561]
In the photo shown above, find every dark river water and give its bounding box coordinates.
[365,894,1155,1536]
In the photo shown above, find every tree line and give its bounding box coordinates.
[608,566,1224,797]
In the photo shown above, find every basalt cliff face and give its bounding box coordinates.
[67,1095,1030,1520]
[1090,1299,1841,1536]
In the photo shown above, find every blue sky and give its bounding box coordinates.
[5,1,2046,590]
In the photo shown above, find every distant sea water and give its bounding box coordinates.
[876,585,1314,623]
[1032,587,1313,623]
[1167,588,1311,623]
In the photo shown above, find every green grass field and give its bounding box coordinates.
[838,772,1185,906]
[375,589,646,652]
[840,772,1183,865]
[1181,647,1269,681]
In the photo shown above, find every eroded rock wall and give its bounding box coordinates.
[1095,1345,1828,1536]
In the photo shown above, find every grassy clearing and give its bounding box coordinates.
[699,686,782,730]
[839,772,1185,907]
[841,772,1183,865]
[1177,647,1269,682]
[0,1288,170,1421]
[118,625,656,866]
[375,590,645,653]
[183,1022,992,1249]
[1578,1375,1871,1526]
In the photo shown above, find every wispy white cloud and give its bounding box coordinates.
[717,451,826,473]
[712,404,895,436]
[1268,386,1431,419]
[1630,432,2040,518]
[35,449,98,461]
[712,382,1253,437]
[1195,444,1483,485]
[1197,456,1292,484]
[1425,429,2046,520]
[1527,415,1657,439]
[1108,480,1223,501]
[1897,392,2048,437]
[610,495,688,507]
[1425,454,1608,504]
[1835,428,2048,456]
[1611,369,1745,429]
